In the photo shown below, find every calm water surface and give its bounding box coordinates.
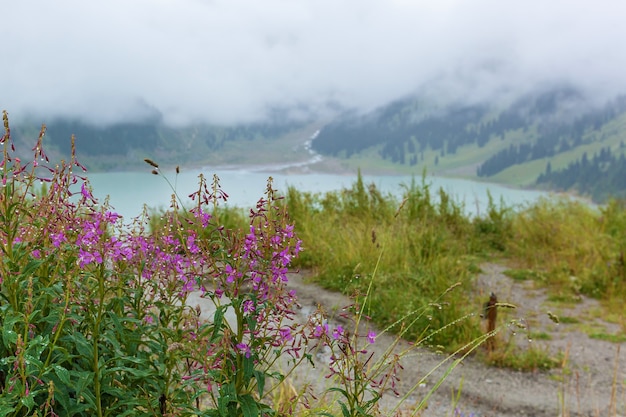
[86,166,552,221]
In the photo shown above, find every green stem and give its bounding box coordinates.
[93,264,105,417]
[234,302,245,393]
[41,269,72,372]
[159,171,188,215]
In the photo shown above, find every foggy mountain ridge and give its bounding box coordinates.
[11,114,310,172]
[312,85,623,157]
[311,85,626,202]
[8,84,626,202]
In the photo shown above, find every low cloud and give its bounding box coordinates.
[3,0,626,126]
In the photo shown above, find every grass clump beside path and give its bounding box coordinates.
[508,197,626,304]
[284,172,505,351]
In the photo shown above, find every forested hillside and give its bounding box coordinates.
[12,116,307,170]
[312,87,626,202]
[476,95,626,177]
[537,146,626,202]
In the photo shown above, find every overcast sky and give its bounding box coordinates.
[3,0,626,126]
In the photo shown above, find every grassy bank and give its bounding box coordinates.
[284,172,489,351]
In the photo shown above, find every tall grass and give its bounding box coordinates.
[283,172,626,355]
[285,172,490,350]
[507,197,626,302]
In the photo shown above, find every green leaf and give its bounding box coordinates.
[20,393,35,410]
[72,333,94,359]
[23,355,44,374]
[2,329,17,346]
[74,370,94,400]
[49,379,71,412]
[304,352,315,367]
[210,306,225,342]
[2,313,20,346]
[253,370,265,398]
[245,316,257,333]
[0,407,16,417]
[243,355,255,384]
[217,382,236,417]
[53,365,71,386]
[238,394,259,417]
[354,403,375,417]
[361,392,381,410]
[21,258,43,279]
[326,387,349,399]
[79,390,97,412]
[338,400,350,417]
[105,365,153,379]
[25,335,48,359]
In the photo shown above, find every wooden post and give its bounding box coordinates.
[483,292,498,352]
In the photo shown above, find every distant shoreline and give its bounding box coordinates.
[84,153,597,208]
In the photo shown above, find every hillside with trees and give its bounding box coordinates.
[11,116,308,171]
[536,145,626,202]
[311,86,626,202]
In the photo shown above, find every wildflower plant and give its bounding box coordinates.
[0,111,322,416]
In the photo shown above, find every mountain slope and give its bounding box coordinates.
[12,117,313,171]
[311,87,626,202]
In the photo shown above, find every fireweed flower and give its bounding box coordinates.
[243,226,260,258]
[130,235,149,257]
[242,299,255,314]
[186,234,200,254]
[191,208,212,228]
[108,237,133,262]
[332,325,344,340]
[103,210,121,224]
[283,224,295,238]
[235,343,251,358]
[76,218,103,247]
[49,231,65,248]
[180,275,195,293]
[161,234,176,246]
[274,248,292,268]
[78,248,103,267]
[314,323,329,338]
[224,264,241,284]
[279,327,293,341]
[80,182,93,201]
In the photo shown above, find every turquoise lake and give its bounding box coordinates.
[86,166,554,220]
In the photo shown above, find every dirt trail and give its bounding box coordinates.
[187,264,626,416]
[290,264,626,416]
